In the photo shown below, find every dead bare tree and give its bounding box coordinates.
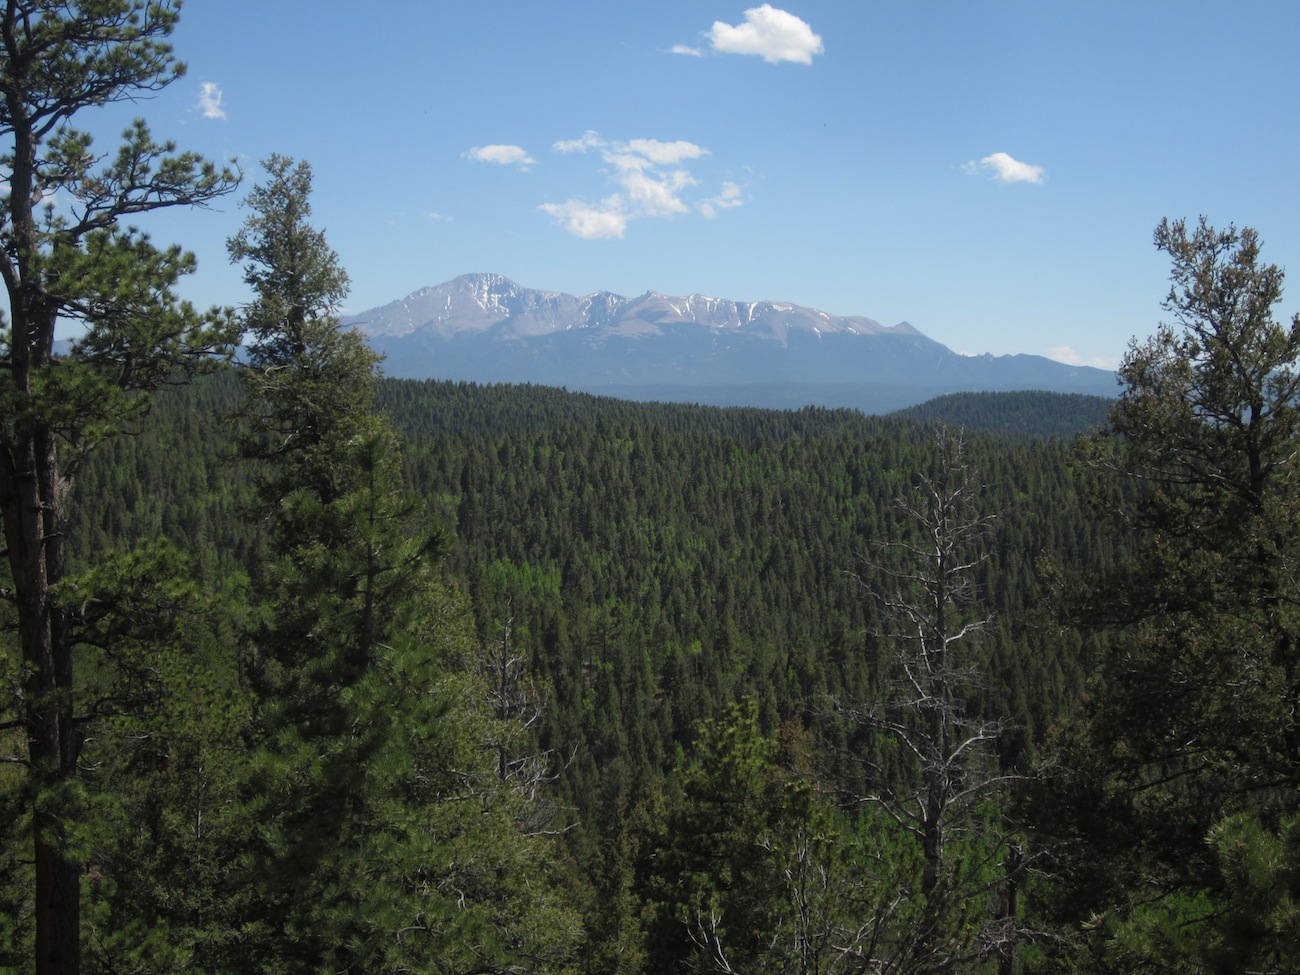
[477,602,576,838]
[844,427,1025,975]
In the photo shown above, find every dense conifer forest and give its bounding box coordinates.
[67,374,1118,804]
[42,369,1120,973]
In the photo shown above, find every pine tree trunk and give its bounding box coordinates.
[4,424,81,975]
[33,841,80,975]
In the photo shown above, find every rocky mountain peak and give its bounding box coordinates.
[339,274,1117,414]
[344,275,911,343]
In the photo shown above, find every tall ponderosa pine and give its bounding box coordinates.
[0,4,238,973]
[229,156,579,974]
[1035,218,1300,972]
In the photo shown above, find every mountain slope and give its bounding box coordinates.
[343,273,1117,413]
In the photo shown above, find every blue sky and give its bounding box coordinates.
[97,1,1300,368]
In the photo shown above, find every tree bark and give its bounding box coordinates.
[4,445,80,975]
[3,371,81,975]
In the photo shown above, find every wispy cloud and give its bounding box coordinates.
[196,82,226,120]
[464,144,537,170]
[624,139,708,166]
[541,132,738,239]
[682,4,824,64]
[964,151,1045,184]
[553,131,605,154]
[387,209,456,227]
[699,181,745,218]
[1049,345,1113,369]
[670,43,703,57]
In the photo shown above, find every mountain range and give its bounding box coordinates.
[342,273,1118,413]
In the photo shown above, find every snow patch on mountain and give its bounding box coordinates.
[342,273,918,347]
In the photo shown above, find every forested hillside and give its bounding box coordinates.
[892,390,1114,438]
[381,380,1113,796]
[42,368,1120,970]
[68,374,1118,790]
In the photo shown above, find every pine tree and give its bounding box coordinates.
[644,701,874,975]
[228,156,579,974]
[0,4,239,972]
[1034,218,1300,972]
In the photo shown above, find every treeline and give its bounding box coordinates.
[892,390,1115,438]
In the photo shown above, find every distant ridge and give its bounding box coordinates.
[343,273,1118,414]
[893,390,1114,438]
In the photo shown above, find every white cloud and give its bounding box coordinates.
[553,131,605,154]
[538,199,629,240]
[196,82,226,120]
[625,139,709,166]
[464,144,536,169]
[620,167,696,217]
[965,151,1045,184]
[699,181,745,218]
[541,132,737,239]
[671,43,703,57]
[705,5,824,64]
[1049,345,1113,369]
